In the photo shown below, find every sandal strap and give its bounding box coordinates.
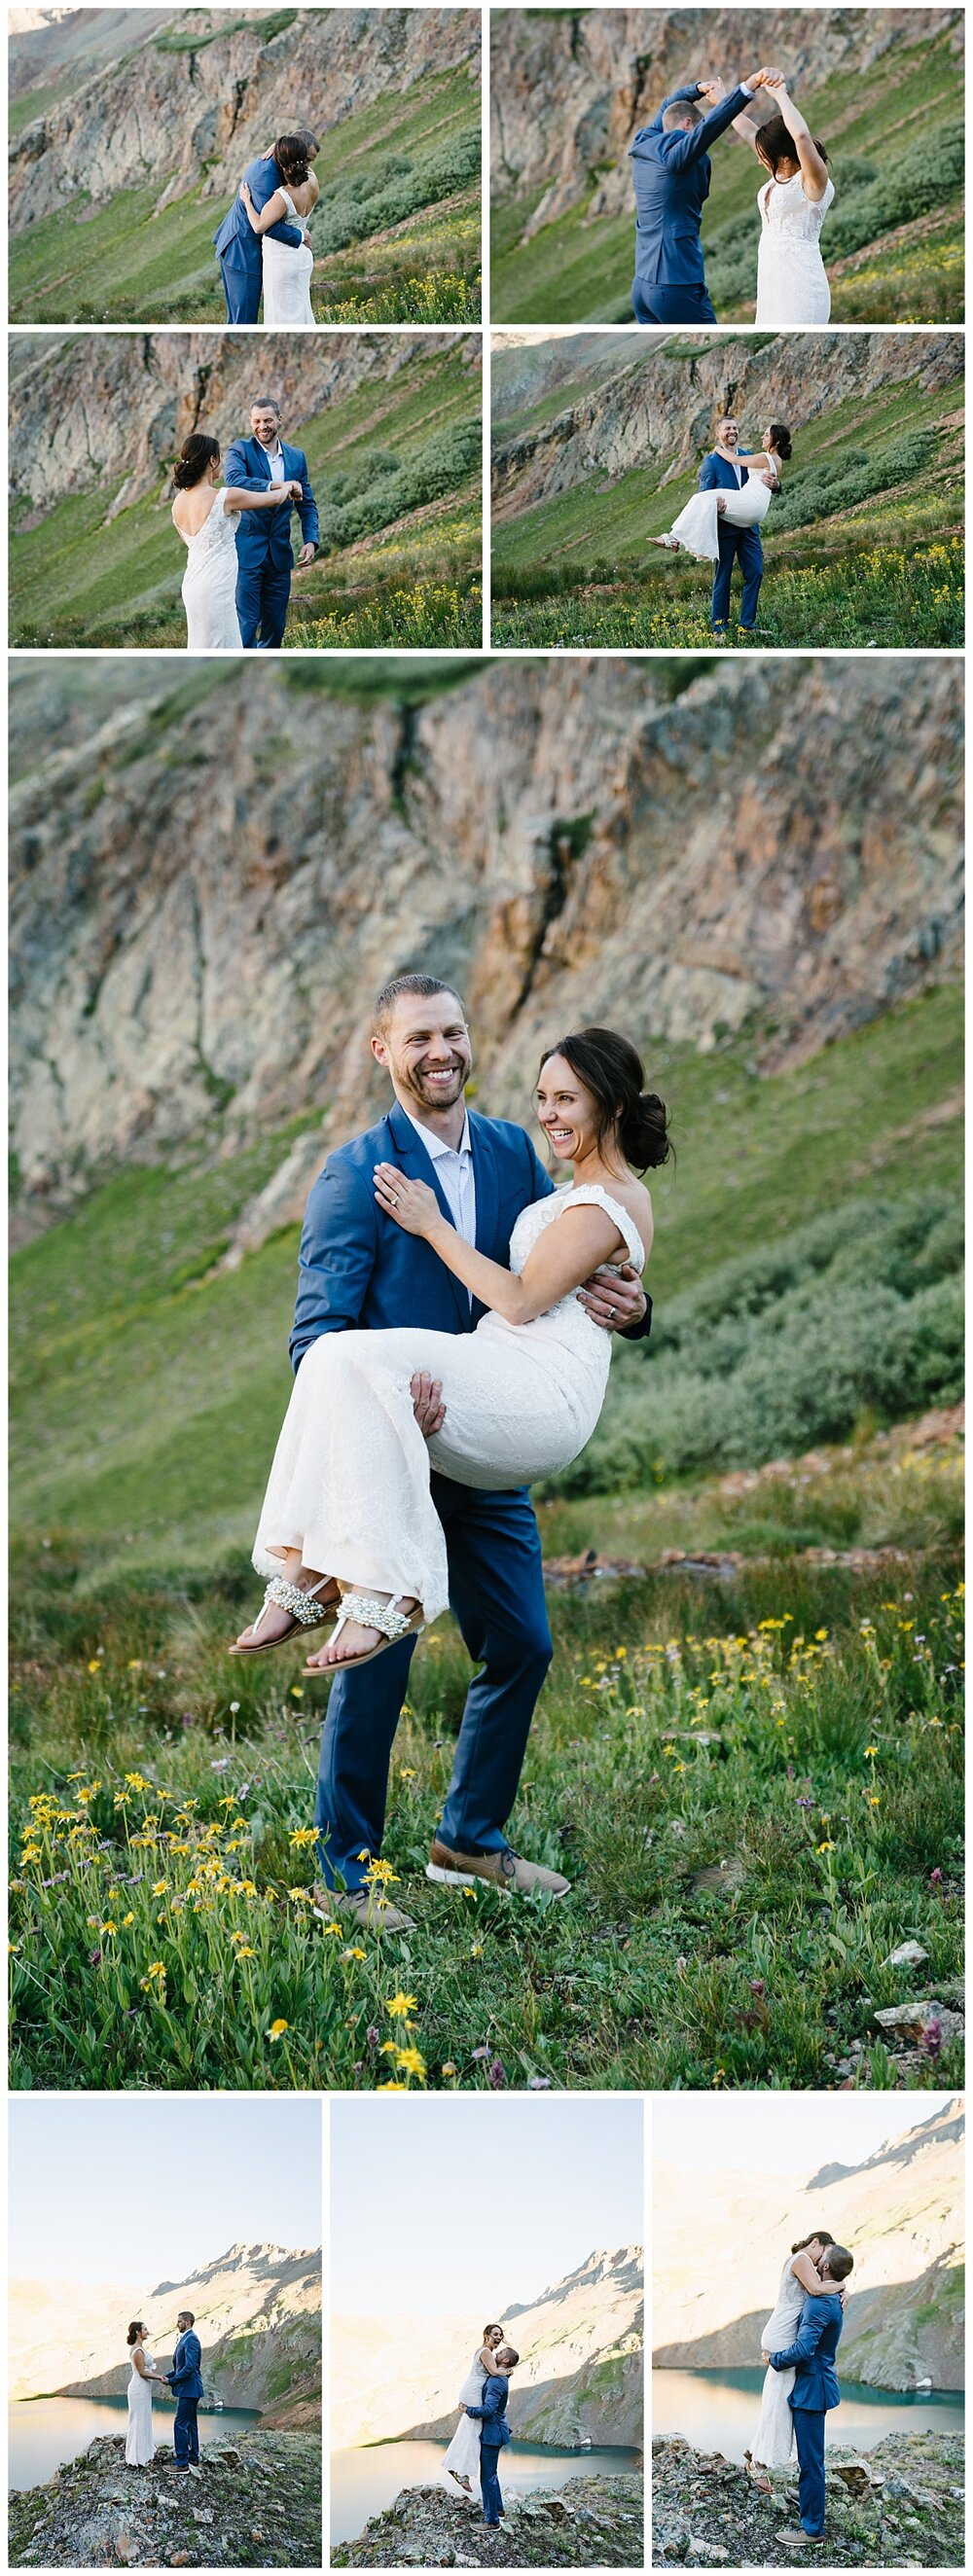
[337,1591,414,1642]
[265,1575,328,1628]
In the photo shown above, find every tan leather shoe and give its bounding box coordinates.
[313,1881,416,1934]
[426,1839,570,1897]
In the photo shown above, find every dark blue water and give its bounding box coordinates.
[9,2394,261,2490]
[652,2369,964,2463]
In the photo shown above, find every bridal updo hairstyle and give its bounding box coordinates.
[791,2231,833,2254]
[768,422,793,460]
[274,133,312,187]
[539,1027,671,1172]
[174,434,220,489]
[755,114,829,176]
[126,2321,146,2346]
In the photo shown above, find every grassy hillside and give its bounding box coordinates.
[491,32,963,324]
[491,361,963,648]
[10,985,963,2093]
[9,68,481,324]
[10,342,483,651]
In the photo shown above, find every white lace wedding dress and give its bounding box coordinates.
[752,2258,806,2466]
[755,173,836,324]
[263,187,315,326]
[442,2348,490,2487]
[176,487,242,649]
[663,469,773,563]
[252,1184,646,1623]
[126,2347,156,2466]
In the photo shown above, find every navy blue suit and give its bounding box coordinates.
[291,1099,652,1891]
[466,2371,511,2524]
[771,2292,845,2537]
[699,449,763,631]
[213,155,305,324]
[166,2329,204,2467]
[224,436,319,650]
[629,84,753,323]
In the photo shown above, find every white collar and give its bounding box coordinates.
[401,1105,472,1162]
[255,435,282,455]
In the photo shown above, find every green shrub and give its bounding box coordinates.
[773,429,940,530]
[319,419,482,551]
[313,125,481,255]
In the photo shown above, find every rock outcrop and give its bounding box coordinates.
[9,655,962,1239]
[652,2429,964,2568]
[333,2475,644,2569]
[653,2100,964,2389]
[10,329,481,519]
[10,6,480,231]
[489,9,963,232]
[9,2428,322,2569]
[10,2240,321,2418]
[333,2246,643,2451]
[491,330,964,519]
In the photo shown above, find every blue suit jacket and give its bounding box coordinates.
[771,2293,845,2413]
[224,436,319,568]
[699,451,755,495]
[630,85,752,288]
[167,2331,204,2401]
[289,1099,653,1372]
[213,154,304,278]
[465,2371,511,2450]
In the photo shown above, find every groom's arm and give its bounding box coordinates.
[465,2380,504,2422]
[290,1154,378,1372]
[770,2299,829,2370]
[248,160,304,249]
[224,440,275,496]
[655,85,754,169]
[699,452,719,490]
[292,448,319,552]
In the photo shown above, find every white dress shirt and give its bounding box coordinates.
[256,436,285,484]
[402,1107,477,1302]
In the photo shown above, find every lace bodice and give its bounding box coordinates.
[128,2346,154,2378]
[758,173,835,240]
[175,486,237,562]
[495,1185,646,1369]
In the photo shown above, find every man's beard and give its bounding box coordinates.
[407,1064,468,1107]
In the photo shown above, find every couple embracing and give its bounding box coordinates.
[444,2323,520,2527]
[214,130,320,326]
[230,974,668,1930]
[749,2230,854,2548]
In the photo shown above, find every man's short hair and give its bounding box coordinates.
[298,127,319,152]
[181,2309,196,2326]
[250,393,281,414]
[823,2246,853,2282]
[662,99,703,129]
[496,2343,519,2367]
[372,973,466,1039]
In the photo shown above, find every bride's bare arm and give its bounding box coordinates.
[790,2250,823,2294]
[240,179,291,235]
[223,481,304,510]
[373,1166,628,1325]
[761,82,830,198]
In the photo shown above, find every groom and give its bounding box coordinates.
[700,414,773,639]
[464,2343,519,2526]
[225,395,319,650]
[629,69,772,322]
[166,2310,204,2472]
[289,974,651,1931]
[213,128,319,323]
[768,2245,854,2546]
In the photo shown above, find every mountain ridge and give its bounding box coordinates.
[10,2237,322,2418]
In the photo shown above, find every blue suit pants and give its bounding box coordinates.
[218,248,261,327]
[793,2407,826,2536]
[173,2392,199,2466]
[315,1475,553,1889]
[631,279,717,325]
[711,520,763,630]
[235,552,292,650]
[480,2451,505,2523]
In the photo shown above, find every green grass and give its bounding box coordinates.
[490,359,963,649]
[9,987,964,2092]
[490,32,964,323]
[9,70,482,323]
[10,341,483,651]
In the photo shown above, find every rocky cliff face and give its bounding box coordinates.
[10,2240,321,2415]
[10,330,481,519]
[491,330,964,519]
[332,2246,643,2450]
[489,8,963,232]
[10,6,480,231]
[9,2429,322,2570]
[9,655,962,1243]
[653,2101,964,2389]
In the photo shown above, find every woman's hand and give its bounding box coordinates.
[374,1164,443,1238]
[240,180,254,205]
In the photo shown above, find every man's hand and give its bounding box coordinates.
[302,228,312,247]
[716,496,727,515]
[296,542,316,568]
[578,1260,646,1334]
[745,66,782,89]
[411,1371,446,1439]
[697,77,727,105]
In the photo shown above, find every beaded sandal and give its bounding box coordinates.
[302,1590,423,1674]
[229,1572,340,1657]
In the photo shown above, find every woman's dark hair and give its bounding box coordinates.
[791,2231,832,2255]
[173,434,220,491]
[274,132,311,186]
[539,1027,671,1172]
[126,2321,146,2346]
[755,113,829,176]
[768,421,793,461]
[483,2322,503,2343]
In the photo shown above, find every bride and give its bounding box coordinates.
[240,133,319,328]
[170,433,304,650]
[746,2234,844,2489]
[652,422,791,564]
[232,1026,667,1669]
[126,2321,164,2468]
[443,2324,505,2491]
[750,78,835,324]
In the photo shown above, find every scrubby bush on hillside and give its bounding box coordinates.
[773,429,941,529]
[318,419,482,550]
[314,126,481,255]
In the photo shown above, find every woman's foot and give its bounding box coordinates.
[304,1591,421,1671]
[652,533,682,550]
[232,1565,340,1653]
